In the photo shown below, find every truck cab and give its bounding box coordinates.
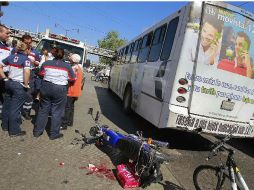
[36,33,86,66]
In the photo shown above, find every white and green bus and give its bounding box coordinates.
[109,2,254,138]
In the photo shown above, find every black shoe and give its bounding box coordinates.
[33,98,40,103]
[67,123,73,127]
[22,112,32,120]
[33,132,43,138]
[1,123,8,131]
[9,131,26,137]
[60,126,67,130]
[2,128,8,131]
[49,133,63,140]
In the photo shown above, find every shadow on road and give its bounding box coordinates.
[227,138,254,158]
[94,86,212,151]
[159,181,186,190]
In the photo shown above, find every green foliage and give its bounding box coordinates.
[97,31,127,65]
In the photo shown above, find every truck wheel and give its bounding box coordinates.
[123,86,132,114]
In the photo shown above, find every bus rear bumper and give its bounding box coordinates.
[164,106,254,138]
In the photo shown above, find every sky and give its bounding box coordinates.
[1,1,254,62]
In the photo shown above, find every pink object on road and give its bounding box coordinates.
[117,163,140,189]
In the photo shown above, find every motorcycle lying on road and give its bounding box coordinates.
[72,108,170,188]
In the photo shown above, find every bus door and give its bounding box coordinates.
[136,9,185,126]
[189,3,254,135]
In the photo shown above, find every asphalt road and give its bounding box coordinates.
[0,73,253,190]
[93,73,254,190]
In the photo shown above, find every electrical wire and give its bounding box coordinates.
[11,3,107,36]
[237,2,249,7]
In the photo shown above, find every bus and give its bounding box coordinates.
[109,1,254,138]
[35,32,86,66]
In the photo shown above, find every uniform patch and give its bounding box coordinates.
[25,60,31,67]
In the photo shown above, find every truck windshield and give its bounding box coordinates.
[36,39,84,64]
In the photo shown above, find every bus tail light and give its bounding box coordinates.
[178,78,188,85]
[177,87,187,94]
[176,96,186,103]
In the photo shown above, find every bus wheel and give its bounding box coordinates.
[107,78,111,92]
[123,86,132,114]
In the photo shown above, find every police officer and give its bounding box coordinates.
[33,48,75,140]
[0,24,11,124]
[0,41,31,136]
[12,35,40,120]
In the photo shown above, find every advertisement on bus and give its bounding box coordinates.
[178,3,254,137]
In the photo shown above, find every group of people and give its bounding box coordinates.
[0,24,84,140]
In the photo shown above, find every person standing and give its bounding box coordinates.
[33,48,75,140]
[20,35,40,120]
[61,54,83,130]
[0,42,31,136]
[0,24,11,123]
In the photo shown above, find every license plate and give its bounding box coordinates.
[221,100,235,111]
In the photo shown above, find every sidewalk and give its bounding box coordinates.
[0,78,183,190]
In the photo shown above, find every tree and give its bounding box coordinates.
[97,31,127,65]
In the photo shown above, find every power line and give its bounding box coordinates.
[85,4,138,30]
[237,2,249,7]
[47,3,108,35]
[11,3,108,36]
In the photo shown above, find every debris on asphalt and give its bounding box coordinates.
[117,163,140,188]
[17,153,21,156]
[59,162,65,167]
[61,179,69,184]
[79,163,116,181]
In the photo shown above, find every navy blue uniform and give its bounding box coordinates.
[33,59,75,138]
[22,48,40,118]
[0,41,10,120]
[12,47,40,117]
[0,52,31,135]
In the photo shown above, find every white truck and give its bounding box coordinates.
[35,32,86,66]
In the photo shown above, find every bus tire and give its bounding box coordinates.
[107,78,112,92]
[123,86,132,114]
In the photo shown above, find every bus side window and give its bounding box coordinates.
[117,49,122,64]
[137,32,153,63]
[126,42,135,63]
[121,47,125,64]
[123,45,129,64]
[130,38,142,64]
[160,17,179,61]
[148,24,167,62]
